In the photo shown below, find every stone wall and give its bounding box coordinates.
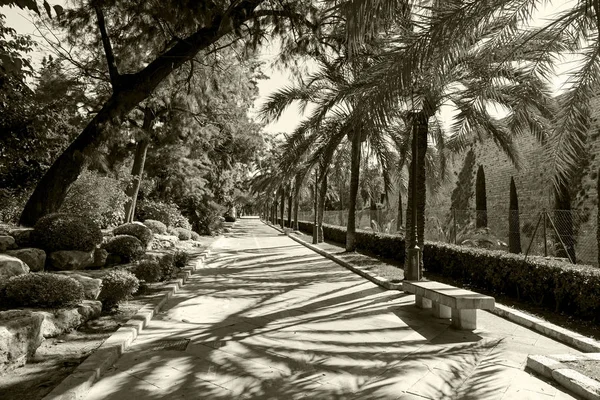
[428,129,599,266]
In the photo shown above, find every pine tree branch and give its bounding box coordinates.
[94,4,120,90]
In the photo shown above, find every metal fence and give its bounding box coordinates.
[297,207,598,267]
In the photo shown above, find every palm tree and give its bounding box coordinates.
[259,56,396,252]
[341,4,560,276]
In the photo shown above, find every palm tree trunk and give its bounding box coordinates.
[396,191,403,232]
[280,188,285,229]
[293,173,302,231]
[346,131,362,251]
[287,187,292,228]
[406,111,428,251]
[318,167,328,243]
[313,173,318,244]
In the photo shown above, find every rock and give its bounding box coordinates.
[151,234,179,250]
[0,310,44,373]
[35,300,102,338]
[90,248,108,268]
[0,235,17,252]
[54,272,102,300]
[8,228,34,248]
[0,254,29,286]
[6,248,46,272]
[47,250,94,271]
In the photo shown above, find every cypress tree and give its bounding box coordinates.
[508,177,522,253]
[475,165,488,228]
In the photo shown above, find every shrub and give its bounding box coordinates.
[174,250,190,269]
[134,259,163,283]
[103,235,145,262]
[113,222,153,248]
[224,215,236,222]
[5,273,85,308]
[60,169,128,228]
[143,219,167,235]
[182,197,224,235]
[98,269,139,310]
[159,253,179,280]
[135,199,191,229]
[174,228,192,241]
[32,213,103,252]
[190,231,201,241]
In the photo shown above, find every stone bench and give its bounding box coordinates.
[403,280,495,330]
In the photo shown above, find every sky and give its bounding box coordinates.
[0,1,580,135]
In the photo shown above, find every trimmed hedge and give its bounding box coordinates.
[103,235,145,263]
[32,213,102,252]
[98,269,139,310]
[295,219,600,321]
[113,222,153,248]
[143,219,168,235]
[296,221,405,263]
[4,273,85,308]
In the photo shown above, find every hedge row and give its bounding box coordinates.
[285,219,600,321]
[293,220,405,264]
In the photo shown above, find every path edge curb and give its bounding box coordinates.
[42,237,222,400]
[263,221,600,355]
[527,354,600,400]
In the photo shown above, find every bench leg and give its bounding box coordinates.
[415,295,432,309]
[451,309,477,330]
[433,303,451,319]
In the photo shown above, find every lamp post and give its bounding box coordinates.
[405,113,422,281]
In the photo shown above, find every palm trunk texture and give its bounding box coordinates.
[318,168,328,243]
[406,111,428,251]
[346,131,362,251]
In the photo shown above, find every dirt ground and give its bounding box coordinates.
[0,237,216,400]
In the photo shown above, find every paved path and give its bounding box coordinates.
[85,218,582,399]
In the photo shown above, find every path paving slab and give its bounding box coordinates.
[82,219,584,399]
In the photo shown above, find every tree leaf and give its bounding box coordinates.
[43,0,52,18]
[53,4,64,17]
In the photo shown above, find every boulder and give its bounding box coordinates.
[151,234,180,250]
[0,235,17,252]
[90,248,108,268]
[54,272,102,300]
[8,228,34,248]
[6,248,46,272]
[36,300,102,338]
[47,250,94,271]
[0,310,44,373]
[0,254,29,286]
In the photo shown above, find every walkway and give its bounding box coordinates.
[85,218,582,399]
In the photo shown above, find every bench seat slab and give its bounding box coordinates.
[403,281,495,310]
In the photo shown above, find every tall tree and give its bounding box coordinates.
[475,165,488,228]
[18,0,336,226]
[508,177,522,254]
